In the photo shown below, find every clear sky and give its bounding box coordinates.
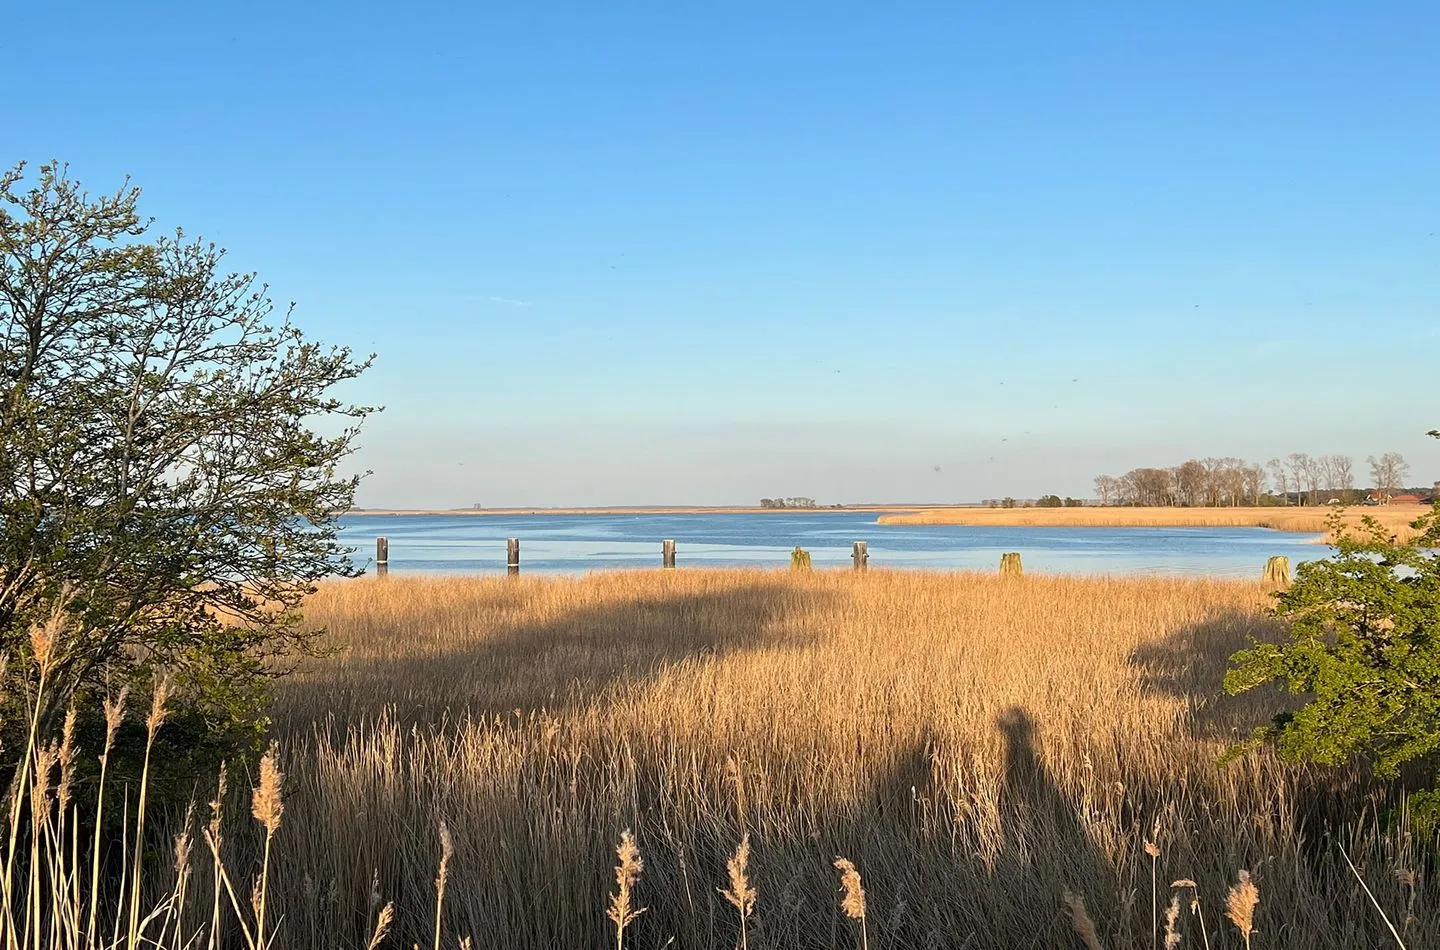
[4,2,1437,506]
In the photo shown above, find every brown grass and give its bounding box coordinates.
[221,570,1440,948]
[877,503,1429,537]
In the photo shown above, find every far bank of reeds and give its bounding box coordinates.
[877,503,1428,537]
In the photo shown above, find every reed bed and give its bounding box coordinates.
[8,571,1433,948]
[255,571,1434,948]
[876,504,1428,537]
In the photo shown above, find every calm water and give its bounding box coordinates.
[338,512,1326,578]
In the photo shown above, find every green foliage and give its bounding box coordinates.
[0,161,374,769]
[1036,494,1064,508]
[1225,501,1440,780]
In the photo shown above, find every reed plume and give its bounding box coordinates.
[367,901,395,950]
[1063,889,1104,950]
[720,833,757,950]
[1163,895,1181,949]
[251,741,285,950]
[834,858,868,950]
[1172,880,1211,950]
[434,820,454,950]
[1144,836,1160,950]
[1225,870,1259,950]
[127,674,171,949]
[205,763,228,950]
[607,830,646,950]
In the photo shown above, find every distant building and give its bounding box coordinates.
[1389,494,1424,505]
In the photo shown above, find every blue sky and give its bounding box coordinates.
[4,2,1437,505]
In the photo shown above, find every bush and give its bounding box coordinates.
[1225,501,1440,792]
[0,162,372,768]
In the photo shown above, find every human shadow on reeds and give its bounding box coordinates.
[279,576,827,731]
[987,706,1117,943]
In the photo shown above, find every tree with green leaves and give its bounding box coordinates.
[0,161,374,760]
[1226,434,1440,817]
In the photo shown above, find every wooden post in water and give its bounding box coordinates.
[791,546,812,571]
[1263,555,1291,588]
[851,541,869,572]
[999,552,1023,577]
[507,538,520,576]
[375,536,388,577]
[662,539,677,569]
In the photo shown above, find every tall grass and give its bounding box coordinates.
[271,571,1434,948]
[0,633,298,950]
[6,571,1436,948]
[876,504,1428,536]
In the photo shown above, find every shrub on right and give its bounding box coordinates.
[1226,499,1440,827]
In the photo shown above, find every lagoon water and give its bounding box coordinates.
[338,511,1326,578]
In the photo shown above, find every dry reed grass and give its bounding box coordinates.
[877,504,1428,537]
[8,571,1434,948]
[250,571,1437,948]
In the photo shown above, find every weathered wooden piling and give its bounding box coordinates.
[1263,555,1291,588]
[376,536,388,577]
[852,541,869,572]
[507,537,520,576]
[791,546,812,571]
[662,539,677,569]
[999,552,1023,577]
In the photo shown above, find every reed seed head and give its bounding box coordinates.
[1225,869,1258,939]
[834,857,866,921]
[435,819,455,899]
[29,604,67,671]
[721,833,757,919]
[1062,889,1104,950]
[56,705,78,813]
[251,741,285,836]
[31,742,57,815]
[1163,895,1181,949]
[1144,839,1160,859]
[607,829,647,931]
[366,901,395,950]
[146,674,172,735]
[102,685,129,752]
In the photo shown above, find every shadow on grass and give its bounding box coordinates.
[1127,605,1413,874]
[1128,606,1292,740]
[278,574,826,730]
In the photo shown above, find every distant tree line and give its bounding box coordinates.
[1093,452,1419,506]
[984,496,1084,508]
[759,497,818,509]
[1035,494,1086,508]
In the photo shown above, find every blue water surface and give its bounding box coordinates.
[338,512,1326,578]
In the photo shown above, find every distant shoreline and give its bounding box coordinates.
[875,504,1429,536]
[344,505,914,517]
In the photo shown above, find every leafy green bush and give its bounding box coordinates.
[0,162,372,774]
[1226,500,1440,802]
